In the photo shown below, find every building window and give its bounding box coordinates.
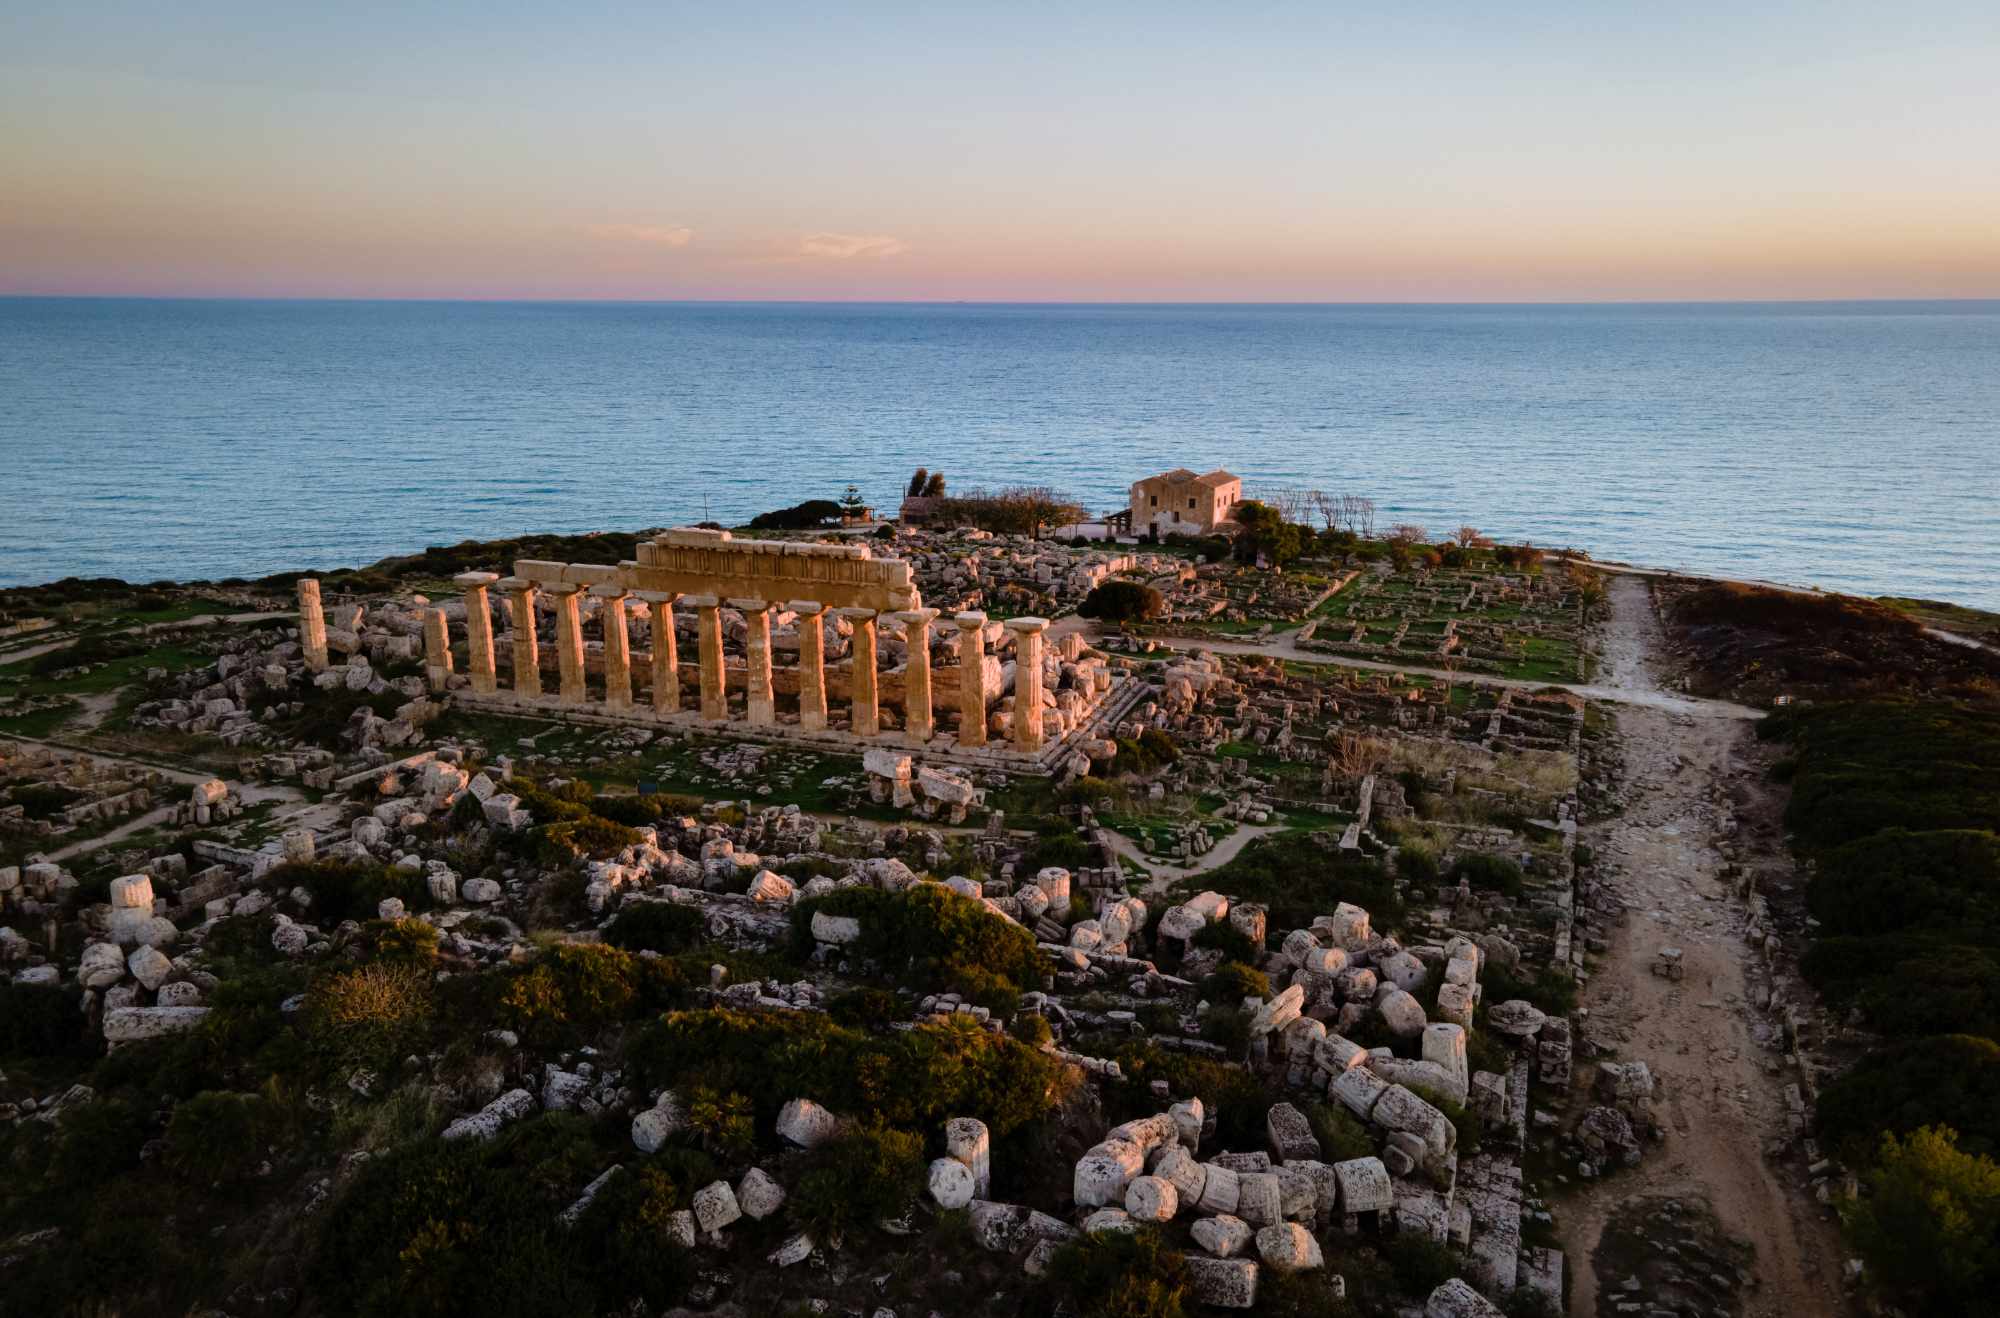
[1149,495,1157,507]
[1188,498,1197,510]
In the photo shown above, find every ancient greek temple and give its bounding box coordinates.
[298,528,1137,770]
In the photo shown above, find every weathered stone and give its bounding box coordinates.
[1425,1277,1504,1317]
[1152,1145,1207,1209]
[691,1179,742,1233]
[929,1157,975,1209]
[1197,1162,1242,1214]
[1184,1256,1260,1309]
[736,1166,786,1219]
[776,1097,843,1149]
[1124,1175,1178,1223]
[1191,1213,1253,1258]
[1235,1172,1283,1226]
[631,1091,688,1153]
[1255,1222,1324,1273]
[79,942,126,989]
[1378,987,1428,1038]
[1074,1139,1145,1208]
[442,1088,536,1142]
[1332,1157,1392,1214]
[1266,1102,1320,1163]
[102,1005,209,1045]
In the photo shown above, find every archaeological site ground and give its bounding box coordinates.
[4,497,1999,1318]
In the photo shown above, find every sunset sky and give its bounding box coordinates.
[4,0,1997,302]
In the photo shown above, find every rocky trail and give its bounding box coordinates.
[1560,576,1843,1317]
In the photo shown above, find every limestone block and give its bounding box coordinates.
[461,877,502,904]
[1191,1213,1253,1257]
[1249,983,1305,1036]
[108,874,154,910]
[1314,1033,1368,1076]
[79,942,126,989]
[1266,1102,1320,1163]
[1379,949,1429,993]
[776,1097,843,1149]
[1436,981,1476,1028]
[1185,1256,1260,1309]
[1105,1113,1178,1155]
[1082,1208,1135,1234]
[736,1167,786,1220]
[1074,1139,1145,1208]
[1379,987,1428,1038]
[1486,999,1548,1039]
[1272,1164,1316,1221]
[946,1116,992,1197]
[929,1157,975,1209]
[811,911,863,944]
[632,1090,688,1153]
[745,870,796,905]
[1124,1175,1177,1222]
[1329,902,1371,949]
[1332,1156,1392,1215]
[691,1179,742,1234]
[1425,1277,1505,1318]
[1255,1222,1323,1273]
[442,1088,536,1142]
[1371,1085,1455,1164]
[1197,1162,1241,1214]
[1168,1096,1206,1149]
[126,945,172,991]
[102,1005,209,1045]
[1235,1172,1282,1227]
[157,981,203,1008]
[1151,1146,1207,1209]
[1330,1064,1391,1121]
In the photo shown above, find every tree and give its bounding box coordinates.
[839,484,867,517]
[998,485,1086,540]
[1568,561,1608,623]
[907,468,929,498]
[1846,1125,2000,1315]
[1231,500,1302,566]
[1267,487,1310,525]
[1080,580,1165,624]
[1387,523,1429,547]
[1454,525,1483,548]
[922,472,945,497]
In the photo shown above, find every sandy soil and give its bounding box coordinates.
[1560,576,1844,1318]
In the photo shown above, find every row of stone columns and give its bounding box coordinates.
[416,575,1052,754]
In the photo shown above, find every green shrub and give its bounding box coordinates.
[1802,935,2000,1040]
[791,1122,925,1238]
[1845,1125,2000,1316]
[500,943,686,1044]
[1191,919,1259,965]
[270,858,426,924]
[0,981,88,1057]
[1096,1039,1267,1148]
[1385,1234,1461,1294]
[533,815,642,864]
[1046,1227,1190,1318]
[1397,841,1441,884]
[827,986,902,1029]
[1079,580,1166,624]
[1450,851,1524,899]
[368,916,440,963]
[1175,832,1402,933]
[603,901,705,954]
[305,961,436,1068]
[1304,1100,1376,1162]
[51,1095,149,1182]
[1010,1012,1054,1047]
[792,881,1043,996]
[163,1090,284,1181]
[629,1007,1065,1136]
[1198,960,1268,1007]
[1817,1035,2000,1160]
[1809,828,2000,942]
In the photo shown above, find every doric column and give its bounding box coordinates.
[955,610,989,748]
[687,594,726,721]
[790,601,827,731]
[1006,616,1050,752]
[501,577,541,698]
[634,591,679,714]
[549,585,586,706]
[454,571,499,694]
[834,608,879,736]
[892,608,940,743]
[592,584,632,711]
[297,578,327,671]
[422,607,453,692]
[733,599,775,725]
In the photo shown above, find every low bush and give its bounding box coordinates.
[1845,1125,2000,1316]
[1450,851,1524,899]
[1385,1234,1461,1294]
[1817,1035,2000,1161]
[602,901,705,954]
[533,815,641,864]
[1304,1100,1377,1162]
[500,943,688,1044]
[1079,580,1166,624]
[1175,833,1402,933]
[268,858,426,924]
[1198,960,1268,1007]
[790,1122,925,1239]
[1046,1227,1190,1318]
[628,1007,1065,1136]
[163,1089,285,1181]
[304,961,436,1068]
[791,881,1043,996]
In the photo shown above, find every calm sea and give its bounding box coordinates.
[2,298,1995,608]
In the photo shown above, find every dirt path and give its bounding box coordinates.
[1074,622,1763,721]
[1560,576,1843,1318]
[1098,821,1283,894]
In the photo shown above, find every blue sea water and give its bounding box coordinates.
[1,298,1995,608]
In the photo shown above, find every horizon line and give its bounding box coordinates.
[5,293,2000,309]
